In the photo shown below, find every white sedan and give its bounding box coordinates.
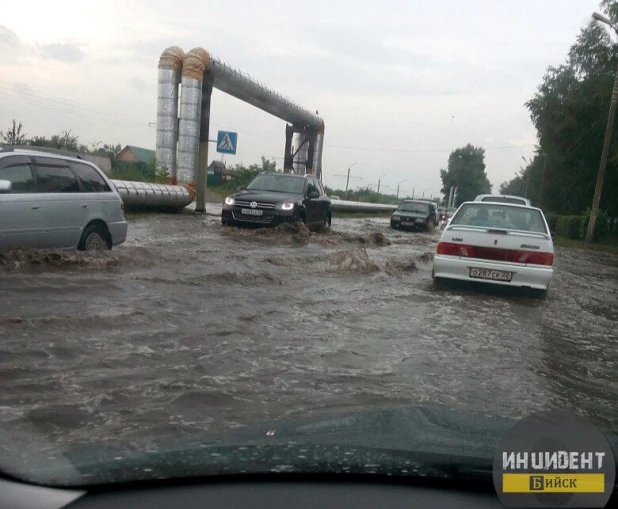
[432,202,554,293]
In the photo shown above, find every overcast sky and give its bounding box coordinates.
[0,0,601,197]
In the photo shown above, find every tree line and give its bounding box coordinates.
[0,119,122,160]
[500,0,618,231]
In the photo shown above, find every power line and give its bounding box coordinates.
[1,84,536,154]
[0,86,154,128]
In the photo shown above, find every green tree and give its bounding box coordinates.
[1,119,27,145]
[502,0,618,227]
[440,144,491,206]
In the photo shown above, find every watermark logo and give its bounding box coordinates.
[493,411,615,508]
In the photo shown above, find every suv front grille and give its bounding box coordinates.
[235,200,276,209]
[232,212,274,224]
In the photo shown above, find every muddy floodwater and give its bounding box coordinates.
[1,209,617,456]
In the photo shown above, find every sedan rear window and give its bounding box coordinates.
[398,202,429,213]
[480,196,526,205]
[450,203,547,233]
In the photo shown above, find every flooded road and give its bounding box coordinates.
[1,210,617,456]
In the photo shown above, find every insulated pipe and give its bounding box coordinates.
[313,125,324,180]
[208,56,323,128]
[111,180,193,210]
[292,132,309,174]
[177,48,210,187]
[156,47,184,182]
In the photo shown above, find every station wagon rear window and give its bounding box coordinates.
[69,162,112,192]
[450,203,548,233]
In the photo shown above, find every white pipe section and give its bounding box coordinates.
[292,132,309,174]
[112,180,192,209]
[313,131,324,180]
[177,48,210,186]
[156,47,184,181]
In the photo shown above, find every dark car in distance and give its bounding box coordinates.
[222,172,332,229]
[390,200,436,231]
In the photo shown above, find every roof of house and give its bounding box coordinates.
[123,145,155,164]
[208,160,226,171]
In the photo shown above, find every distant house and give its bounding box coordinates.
[116,145,155,165]
[207,160,232,186]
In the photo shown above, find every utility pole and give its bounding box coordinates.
[588,13,618,242]
[335,162,359,200]
[587,64,618,241]
[377,173,386,194]
[397,179,407,199]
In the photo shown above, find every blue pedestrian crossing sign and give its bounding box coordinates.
[216,131,238,155]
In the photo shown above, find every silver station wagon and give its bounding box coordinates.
[0,148,128,251]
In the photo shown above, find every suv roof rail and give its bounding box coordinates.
[0,145,84,159]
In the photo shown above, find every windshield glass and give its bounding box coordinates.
[398,202,429,213]
[450,203,548,233]
[1,0,617,494]
[245,174,305,194]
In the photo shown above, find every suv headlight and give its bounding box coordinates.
[276,202,295,211]
[391,215,401,220]
[225,196,235,206]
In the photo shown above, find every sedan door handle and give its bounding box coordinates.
[81,204,89,208]
[31,205,41,210]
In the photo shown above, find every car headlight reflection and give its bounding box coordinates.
[225,196,235,206]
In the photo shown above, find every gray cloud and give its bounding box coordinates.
[128,76,148,93]
[13,82,34,96]
[41,43,84,63]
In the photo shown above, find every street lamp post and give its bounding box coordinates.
[377,173,386,194]
[421,188,430,198]
[397,179,407,199]
[587,12,618,242]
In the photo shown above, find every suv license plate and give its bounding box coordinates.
[469,268,512,282]
[241,208,263,216]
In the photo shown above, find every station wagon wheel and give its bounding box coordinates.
[79,224,111,251]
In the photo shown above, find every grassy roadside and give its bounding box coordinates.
[554,234,618,255]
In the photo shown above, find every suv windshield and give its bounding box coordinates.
[245,174,305,194]
[398,202,429,214]
[450,203,548,233]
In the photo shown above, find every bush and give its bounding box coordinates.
[544,212,559,232]
[556,215,584,239]
[579,209,609,242]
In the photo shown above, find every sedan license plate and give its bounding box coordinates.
[469,267,512,282]
[241,208,263,216]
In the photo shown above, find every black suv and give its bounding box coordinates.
[221,172,332,229]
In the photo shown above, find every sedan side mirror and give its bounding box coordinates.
[308,191,319,199]
[550,231,556,241]
[0,179,12,194]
